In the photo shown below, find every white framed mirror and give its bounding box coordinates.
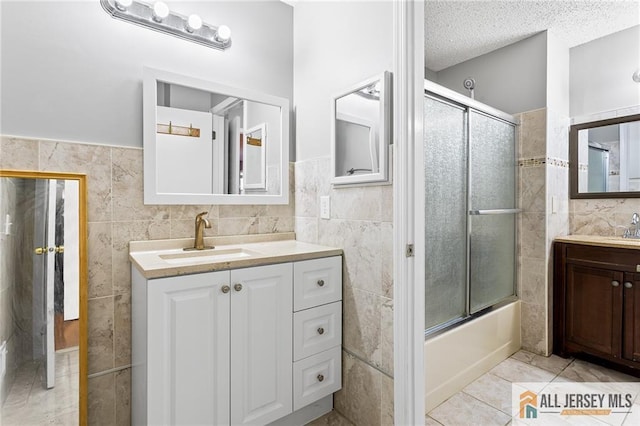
[331,71,392,186]
[143,67,289,205]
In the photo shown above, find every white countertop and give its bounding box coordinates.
[129,232,343,279]
[555,234,640,250]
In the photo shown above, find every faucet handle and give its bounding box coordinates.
[632,213,640,225]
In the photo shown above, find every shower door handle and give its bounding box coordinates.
[469,209,522,215]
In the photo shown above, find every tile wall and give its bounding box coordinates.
[294,157,394,425]
[0,135,295,424]
[517,108,548,355]
[517,107,570,356]
[0,177,18,403]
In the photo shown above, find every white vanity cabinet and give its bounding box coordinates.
[132,254,342,426]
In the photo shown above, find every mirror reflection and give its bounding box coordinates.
[156,82,280,196]
[144,68,289,205]
[0,174,84,424]
[331,71,391,186]
[571,114,640,198]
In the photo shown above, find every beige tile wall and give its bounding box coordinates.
[517,107,571,356]
[294,157,394,425]
[517,108,548,355]
[1,136,295,425]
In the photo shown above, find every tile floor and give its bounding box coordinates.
[310,350,640,426]
[1,347,79,425]
[427,350,640,426]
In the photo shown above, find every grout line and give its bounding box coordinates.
[87,364,132,379]
[341,347,393,379]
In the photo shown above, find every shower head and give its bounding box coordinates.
[463,78,475,91]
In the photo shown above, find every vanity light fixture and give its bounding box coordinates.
[100,0,232,50]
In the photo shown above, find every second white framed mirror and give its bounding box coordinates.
[331,71,392,186]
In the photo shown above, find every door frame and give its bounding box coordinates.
[392,1,425,424]
[0,169,89,426]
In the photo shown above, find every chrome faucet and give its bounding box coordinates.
[193,211,212,250]
[624,213,640,239]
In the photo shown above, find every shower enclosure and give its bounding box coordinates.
[423,81,518,334]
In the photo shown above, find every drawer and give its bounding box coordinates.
[293,346,341,411]
[294,256,342,311]
[294,302,342,361]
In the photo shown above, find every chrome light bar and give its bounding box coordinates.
[100,0,231,51]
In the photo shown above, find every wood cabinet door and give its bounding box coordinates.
[566,264,623,357]
[230,263,293,425]
[623,273,640,362]
[147,271,230,426]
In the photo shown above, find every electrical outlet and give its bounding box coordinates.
[320,196,331,219]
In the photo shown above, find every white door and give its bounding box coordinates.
[32,179,56,389]
[147,271,230,426]
[212,114,226,194]
[156,105,214,194]
[230,263,293,425]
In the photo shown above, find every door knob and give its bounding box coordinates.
[234,283,243,292]
[612,280,620,287]
[624,282,633,289]
[221,285,231,294]
[34,247,46,255]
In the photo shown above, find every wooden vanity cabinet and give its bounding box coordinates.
[554,241,640,374]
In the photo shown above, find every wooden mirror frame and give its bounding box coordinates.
[569,113,640,199]
[0,169,88,425]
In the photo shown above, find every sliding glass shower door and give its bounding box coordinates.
[424,93,517,333]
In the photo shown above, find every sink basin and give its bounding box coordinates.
[159,248,261,264]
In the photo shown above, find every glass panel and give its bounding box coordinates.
[424,96,467,330]
[469,112,516,210]
[469,215,516,312]
[468,111,516,312]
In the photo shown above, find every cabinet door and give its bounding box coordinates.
[147,272,230,426]
[566,264,623,357]
[623,273,640,362]
[230,263,293,425]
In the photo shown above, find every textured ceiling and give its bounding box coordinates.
[425,0,640,71]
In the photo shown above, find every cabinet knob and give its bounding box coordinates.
[612,280,620,287]
[625,282,633,289]
[221,285,230,294]
[234,283,243,292]
[317,279,325,287]
[317,327,325,335]
[317,374,324,382]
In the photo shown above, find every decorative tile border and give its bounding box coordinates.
[518,156,569,168]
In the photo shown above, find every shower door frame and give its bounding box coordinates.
[423,80,520,337]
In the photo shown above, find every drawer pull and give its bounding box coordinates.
[317,327,325,335]
[317,279,325,287]
[612,280,620,287]
[221,285,230,294]
[625,282,633,289]
[234,283,243,292]
[317,374,324,382]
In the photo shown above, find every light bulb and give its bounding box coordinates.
[215,25,231,42]
[152,1,169,22]
[115,0,133,11]
[186,14,202,33]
